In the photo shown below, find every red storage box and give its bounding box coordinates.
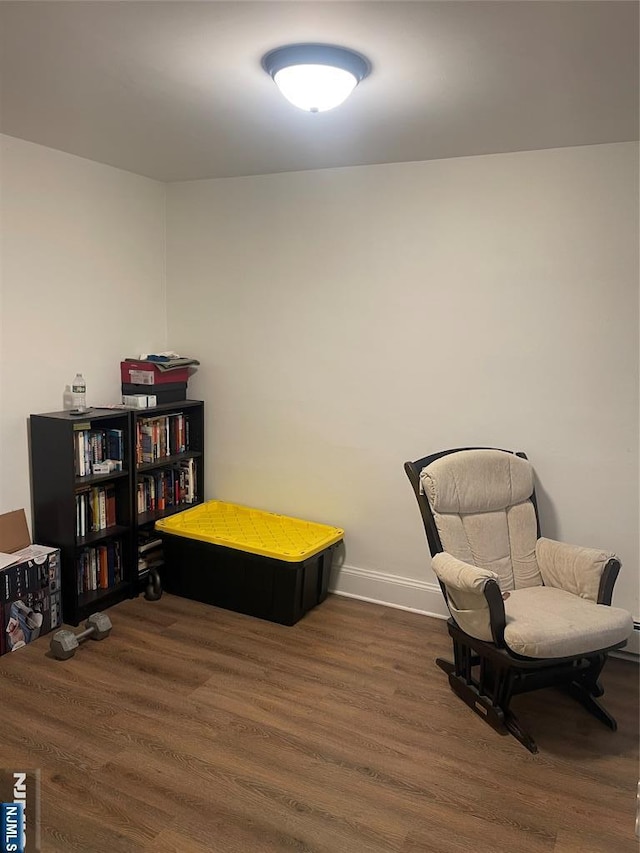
[120,360,190,385]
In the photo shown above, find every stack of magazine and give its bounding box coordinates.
[137,529,163,579]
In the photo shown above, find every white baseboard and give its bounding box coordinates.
[329,563,448,620]
[612,621,640,661]
[330,564,639,663]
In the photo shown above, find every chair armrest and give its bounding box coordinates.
[432,553,505,643]
[535,537,620,604]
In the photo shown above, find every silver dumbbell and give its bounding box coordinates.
[50,612,112,660]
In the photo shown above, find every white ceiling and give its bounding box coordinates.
[0,1,637,182]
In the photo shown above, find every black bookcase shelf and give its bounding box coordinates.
[137,504,195,527]
[133,400,204,595]
[77,581,130,612]
[30,408,133,626]
[137,450,202,474]
[76,524,130,548]
[30,401,205,623]
[75,470,129,487]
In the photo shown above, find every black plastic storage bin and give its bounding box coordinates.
[156,501,344,626]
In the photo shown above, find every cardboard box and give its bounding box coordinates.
[122,394,157,408]
[0,509,62,656]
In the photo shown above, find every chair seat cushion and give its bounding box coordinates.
[503,586,633,658]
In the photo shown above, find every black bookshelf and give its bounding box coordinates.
[132,400,204,593]
[30,400,205,623]
[30,408,134,626]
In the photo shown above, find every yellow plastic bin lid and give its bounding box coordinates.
[155,500,344,562]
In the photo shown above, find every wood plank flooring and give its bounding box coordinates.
[0,593,637,852]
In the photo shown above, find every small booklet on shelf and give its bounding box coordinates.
[137,529,164,577]
[131,355,200,372]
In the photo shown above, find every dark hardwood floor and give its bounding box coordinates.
[0,593,637,852]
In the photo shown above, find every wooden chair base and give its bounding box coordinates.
[437,620,621,753]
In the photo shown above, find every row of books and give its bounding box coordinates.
[76,540,123,594]
[74,428,125,477]
[75,484,117,537]
[136,413,190,465]
[136,459,197,514]
[137,531,163,578]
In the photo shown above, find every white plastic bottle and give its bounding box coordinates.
[71,373,87,410]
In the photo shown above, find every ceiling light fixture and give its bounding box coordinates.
[262,43,371,113]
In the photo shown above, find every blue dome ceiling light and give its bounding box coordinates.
[262,43,371,113]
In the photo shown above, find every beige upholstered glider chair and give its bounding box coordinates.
[404,447,633,753]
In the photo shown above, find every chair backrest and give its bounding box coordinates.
[405,447,543,592]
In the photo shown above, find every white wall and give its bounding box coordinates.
[166,142,639,621]
[0,135,167,521]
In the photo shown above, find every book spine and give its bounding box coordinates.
[106,484,116,528]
